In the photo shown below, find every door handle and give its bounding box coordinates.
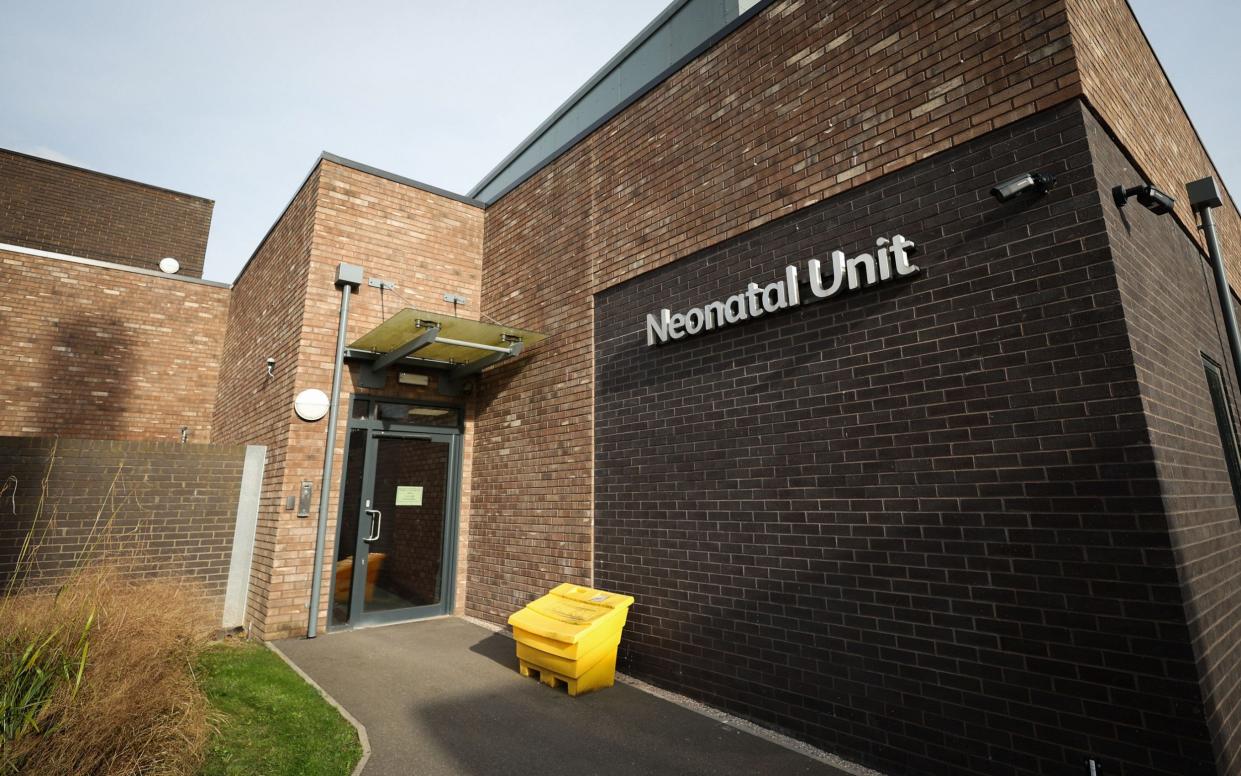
[364,509,382,541]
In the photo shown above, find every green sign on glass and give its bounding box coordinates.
[394,486,423,506]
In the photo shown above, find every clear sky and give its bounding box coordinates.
[2,1,1238,283]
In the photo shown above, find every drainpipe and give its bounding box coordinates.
[308,263,363,638]
[1189,177,1241,383]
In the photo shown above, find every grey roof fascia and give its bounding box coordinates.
[0,242,231,289]
[467,0,699,199]
[229,156,325,287]
[319,153,483,208]
[469,0,776,205]
[230,152,481,287]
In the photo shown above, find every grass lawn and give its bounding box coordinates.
[197,641,362,776]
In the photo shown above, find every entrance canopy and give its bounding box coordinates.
[346,307,547,392]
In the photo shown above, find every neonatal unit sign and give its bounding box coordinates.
[644,234,919,346]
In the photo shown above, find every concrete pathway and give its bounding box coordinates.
[277,617,852,776]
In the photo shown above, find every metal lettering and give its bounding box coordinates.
[643,234,920,346]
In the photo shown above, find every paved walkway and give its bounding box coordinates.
[277,617,851,776]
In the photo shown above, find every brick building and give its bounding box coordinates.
[3,1,1241,773]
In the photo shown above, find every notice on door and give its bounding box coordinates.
[394,486,423,506]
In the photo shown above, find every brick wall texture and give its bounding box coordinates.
[3,0,1241,769]
[210,167,320,636]
[1067,0,1241,288]
[0,148,213,277]
[0,248,230,442]
[595,100,1218,776]
[469,0,1241,622]
[469,0,1082,622]
[0,436,246,618]
[1086,109,1241,776]
[212,159,482,638]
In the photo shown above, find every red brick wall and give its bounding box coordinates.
[210,168,319,635]
[213,158,484,638]
[0,248,230,441]
[294,160,483,638]
[0,149,213,277]
[1088,109,1241,776]
[470,0,1081,622]
[1067,0,1241,288]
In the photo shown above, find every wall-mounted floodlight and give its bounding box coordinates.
[990,172,1056,203]
[1113,184,1175,215]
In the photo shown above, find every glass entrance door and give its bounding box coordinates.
[332,425,460,628]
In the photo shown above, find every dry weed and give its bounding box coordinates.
[1,442,218,775]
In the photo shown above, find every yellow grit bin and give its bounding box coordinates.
[508,583,635,697]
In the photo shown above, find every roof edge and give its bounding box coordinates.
[0,147,214,204]
[229,157,324,286]
[231,150,484,287]
[1120,0,1239,222]
[467,0,699,199]
[319,152,483,208]
[469,0,775,204]
[0,241,231,289]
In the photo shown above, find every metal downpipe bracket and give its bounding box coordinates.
[1189,177,1241,385]
[308,263,362,638]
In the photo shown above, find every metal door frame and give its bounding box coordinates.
[328,396,463,630]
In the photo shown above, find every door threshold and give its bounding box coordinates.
[327,613,456,634]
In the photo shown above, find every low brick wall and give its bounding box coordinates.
[0,437,248,618]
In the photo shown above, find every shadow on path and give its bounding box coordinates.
[278,618,848,776]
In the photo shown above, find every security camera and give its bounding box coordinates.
[1113,184,1175,215]
[990,172,1056,203]
[265,357,276,378]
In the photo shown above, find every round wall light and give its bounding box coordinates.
[294,389,330,422]
[158,257,180,274]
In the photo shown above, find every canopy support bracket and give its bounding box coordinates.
[437,341,524,396]
[360,326,442,387]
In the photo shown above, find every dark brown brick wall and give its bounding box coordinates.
[1086,107,1241,776]
[0,248,230,442]
[0,149,213,277]
[594,101,1216,776]
[0,436,246,617]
